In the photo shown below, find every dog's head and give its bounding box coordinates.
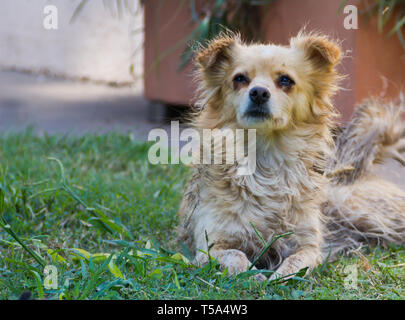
[194,31,342,132]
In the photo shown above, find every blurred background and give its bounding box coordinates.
[0,0,404,135]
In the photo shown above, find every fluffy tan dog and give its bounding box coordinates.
[178,31,405,280]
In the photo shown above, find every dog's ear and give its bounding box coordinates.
[291,33,343,119]
[194,33,239,75]
[291,33,342,70]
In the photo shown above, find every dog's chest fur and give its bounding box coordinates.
[180,136,327,268]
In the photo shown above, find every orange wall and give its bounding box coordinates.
[356,11,405,103]
[144,0,196,105]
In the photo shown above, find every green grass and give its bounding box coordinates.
[0,129,404,300]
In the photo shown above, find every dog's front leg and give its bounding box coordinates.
[269,207,324,281]
[270,245,321,281]
[195,246,267,281]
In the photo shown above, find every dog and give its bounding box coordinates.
[178,31,405,281]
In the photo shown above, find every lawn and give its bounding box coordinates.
[0,129,404,300]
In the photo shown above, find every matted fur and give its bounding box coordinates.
[324,97,405,256]
[178,31,405,280]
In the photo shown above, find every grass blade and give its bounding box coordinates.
[248,231,293,270]
[0,219,46,268]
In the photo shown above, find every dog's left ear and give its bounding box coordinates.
[194,32,239,78]
[291,33,342,119]
[291,33,342,70]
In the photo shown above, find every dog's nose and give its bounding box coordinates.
[249,86,270,105]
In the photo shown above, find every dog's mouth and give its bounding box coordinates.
[243,104,271,122]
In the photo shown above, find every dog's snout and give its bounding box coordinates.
[249,86,270,105]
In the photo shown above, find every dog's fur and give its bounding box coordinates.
[178,31,405,280]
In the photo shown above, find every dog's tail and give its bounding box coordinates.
[323,96,405,258]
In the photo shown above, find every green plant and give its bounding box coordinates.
[179,0,276,69]
[71,0,275,70]
[341,0,405,50]
[371,0,405,49]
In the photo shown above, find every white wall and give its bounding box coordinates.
[0,0,143,92]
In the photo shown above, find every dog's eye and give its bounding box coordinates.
[277,75,295,88]
[233,74,249,83]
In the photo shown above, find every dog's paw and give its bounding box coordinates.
[196,248,268,281]
[253,272,267,282]
[269,255,310,282]
[216,249,251,275]
[269,270,294,282]
[269,272,283,282]
[269,265,294,282]
[214,249,268,281]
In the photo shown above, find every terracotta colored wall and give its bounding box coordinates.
[356,11,405,102]
[144,0,197,105]
[144,0,405,121]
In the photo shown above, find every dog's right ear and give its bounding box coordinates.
[194,33,239,76]
[291,32,342,71]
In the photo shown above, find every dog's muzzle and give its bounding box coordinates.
[244,86,271,120]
